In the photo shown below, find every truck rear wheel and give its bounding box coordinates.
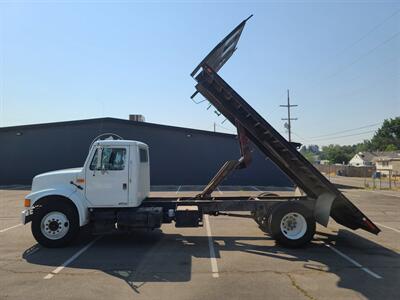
[268,202,315,248]
[252,193,279,229]
[31,201,79,248]
[255,206,275,234]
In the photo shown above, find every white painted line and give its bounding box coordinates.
[343,192,361,197]
[371,191,400,198]
[252,186,261,191]
[204,215,219,278]
[44,237,101,279]
[216,187,223,195]
[375,222,400,234]
[176,185,182,194]
[25,246,41,257]
[324,243,382,279]
[28,247,41,256]
[0,224,22,233]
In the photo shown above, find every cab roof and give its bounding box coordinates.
[94,140,148,148]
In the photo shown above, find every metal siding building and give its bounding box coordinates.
[0,118,292,187]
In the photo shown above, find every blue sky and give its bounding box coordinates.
[1,0,399,146]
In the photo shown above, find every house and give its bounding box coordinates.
[349,152,376,167]
[374,152,400,176]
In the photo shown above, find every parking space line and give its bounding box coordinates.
[252,186,261,191]
[324,243,382,279]
[375,222,400,234]
[176,185,182,194]
[370,191,400,198]
[0,224,22,233]
[44,236,101,279]
[342,191,361,197]
[204,215,219,278]
[24,245,41,257]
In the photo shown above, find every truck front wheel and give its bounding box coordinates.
[268,202,316,248]
[31,201,79,248]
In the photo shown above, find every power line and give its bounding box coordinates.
[291,131,308,143]
[323,30,400,82]
[306,124,400,142]
[310,129,378,142]
[300,8,400,95]
[308,122,382,139]
[333,71,400,101]
[334,7,400,58]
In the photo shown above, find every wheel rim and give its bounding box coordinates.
[280,212,307,240]
[40,211,70,240]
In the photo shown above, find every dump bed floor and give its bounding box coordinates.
[191,17,379,234]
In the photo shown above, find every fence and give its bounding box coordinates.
[314,164,399,190]
[313,164,375,177]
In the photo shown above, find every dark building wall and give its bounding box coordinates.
[0,118,293,187]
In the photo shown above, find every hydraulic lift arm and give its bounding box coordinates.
[195,123,252,199]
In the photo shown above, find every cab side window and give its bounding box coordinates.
[90,148,126,171]
[139,148,148,163]
[89,149,99,170]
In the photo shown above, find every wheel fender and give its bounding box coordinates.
[26,186,89,226]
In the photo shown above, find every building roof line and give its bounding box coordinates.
[0,117,236,138]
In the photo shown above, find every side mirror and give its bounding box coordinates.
[95,147,103,171]
[101,164,108,174]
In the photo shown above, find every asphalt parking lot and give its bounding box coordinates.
[1,186,399,300]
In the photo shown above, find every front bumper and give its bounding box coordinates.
[21,209,33,225]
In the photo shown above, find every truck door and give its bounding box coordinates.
[85,146,129,207]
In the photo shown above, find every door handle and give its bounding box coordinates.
[122,183,127,190]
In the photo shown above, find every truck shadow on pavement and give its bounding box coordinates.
[333,183,363,190]
[23,227,399,299]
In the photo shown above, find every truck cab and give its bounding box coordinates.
[83,140,150,207]
[22,140,152,247]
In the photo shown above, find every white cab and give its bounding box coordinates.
[84,140,150,207]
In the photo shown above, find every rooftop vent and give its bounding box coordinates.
[129,114,145,122]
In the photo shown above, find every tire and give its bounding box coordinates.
[31,200,79,248]
[252,193,279,229]
[268,202,315,248]
[256,205,276,234]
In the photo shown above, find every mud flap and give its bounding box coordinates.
[314,193,336,227]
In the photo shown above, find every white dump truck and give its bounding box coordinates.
[21,16,379,249]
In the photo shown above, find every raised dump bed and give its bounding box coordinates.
[191,16,379,235]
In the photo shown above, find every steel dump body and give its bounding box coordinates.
[191,17,380,235]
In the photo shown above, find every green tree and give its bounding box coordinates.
[300,145,320,163]
[385,144,397,151]
[355,140,373,152]
[301,118,399,164]
[321,144,352,164]
[303,151,316,163]
[370,118,400,151]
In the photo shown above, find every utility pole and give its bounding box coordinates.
[280,89,298,142]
